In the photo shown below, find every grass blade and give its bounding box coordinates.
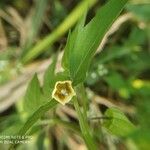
[21,0,97,63]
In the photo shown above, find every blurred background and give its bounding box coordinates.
[0,0,150,149]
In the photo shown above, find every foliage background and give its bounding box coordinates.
[0,0,149,149]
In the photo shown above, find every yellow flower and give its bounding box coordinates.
[52,80,76,105]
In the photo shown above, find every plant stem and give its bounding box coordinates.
[21,0,97,63]
[78,84,88,119]
[73,97,97,150]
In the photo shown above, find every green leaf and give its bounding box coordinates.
[24,74,46,114]
[62,13,87,70]
[62,0,127,85]
[9,100,58,149]
[20,100,57,135]
[43,55,57,97]
[103,107,136,137]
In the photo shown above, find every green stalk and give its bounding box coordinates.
[73,97,97,150]
[21,0,97,63]
[78,84,88,119]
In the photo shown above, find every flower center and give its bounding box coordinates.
[60,89,68,96]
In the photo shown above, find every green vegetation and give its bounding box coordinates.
[0,0,149,149]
